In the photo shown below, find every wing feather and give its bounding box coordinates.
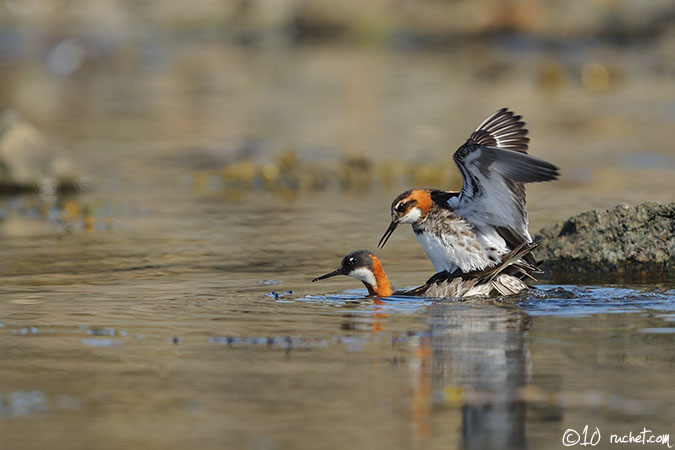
[481,146,560,183]
[466,108,530,152]
[451,108,559,246]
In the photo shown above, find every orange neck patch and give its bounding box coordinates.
[369,255,394,297]
[410,189,432,215]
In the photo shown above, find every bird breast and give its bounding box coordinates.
[414,212,495,273]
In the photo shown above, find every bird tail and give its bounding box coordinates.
[483,241,535,282]
[487,241,540,295]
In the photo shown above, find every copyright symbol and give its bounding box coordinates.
[562,428,580,446]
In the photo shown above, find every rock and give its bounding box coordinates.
[534,202,675,280]
[0,110,82,193]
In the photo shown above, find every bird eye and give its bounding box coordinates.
[348,257,356,264]
[395,202,406,213]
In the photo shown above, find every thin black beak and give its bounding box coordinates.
[312,268,344,282]
[378,220,399,248]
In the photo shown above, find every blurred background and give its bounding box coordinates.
[1,0,674,302]
[1,3,675,450]
[0,0,673,221]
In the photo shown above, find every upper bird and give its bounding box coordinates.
[378,108,559,275]
[312,243,537,298]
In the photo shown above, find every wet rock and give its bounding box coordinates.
[534,202,675,279]
[0,110,81,193]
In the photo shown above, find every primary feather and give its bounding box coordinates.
[449,108,559,254]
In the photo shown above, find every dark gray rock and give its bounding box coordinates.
[534,202,675,280]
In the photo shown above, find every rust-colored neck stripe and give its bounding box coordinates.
[369,255,394,297]
[410,189,432,215]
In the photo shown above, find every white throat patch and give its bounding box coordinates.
[400,207,422,224]
[348,267,377,289]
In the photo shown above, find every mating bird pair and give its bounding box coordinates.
[313,108,559,298]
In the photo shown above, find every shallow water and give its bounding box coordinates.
[1,186,674,450]
[1,278,674,450]
[1,45,675,449]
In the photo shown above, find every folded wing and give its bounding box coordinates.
[401,241,538,297]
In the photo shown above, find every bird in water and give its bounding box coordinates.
[312,242,537,298]
[378,108,559,277]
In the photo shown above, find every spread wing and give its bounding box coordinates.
[449,108,559,245]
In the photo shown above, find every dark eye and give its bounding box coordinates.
[395,202,406,213]
[348,257,356,265]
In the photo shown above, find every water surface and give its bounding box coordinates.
[1,46,674,450]
[1,186,673,450]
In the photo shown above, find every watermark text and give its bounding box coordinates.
[562,426,672,447]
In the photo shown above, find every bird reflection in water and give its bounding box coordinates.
[348,300,533,450]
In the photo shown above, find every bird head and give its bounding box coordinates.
[312,250,393,297]
[378,189,432,248]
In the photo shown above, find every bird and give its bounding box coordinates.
[378,108,559,276]
[312,242,538,298]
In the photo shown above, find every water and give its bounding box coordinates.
[1,46,674,449]
[1,186,673,450]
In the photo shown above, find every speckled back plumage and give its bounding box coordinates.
[412,200,502,273]
[400,241,536,298]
